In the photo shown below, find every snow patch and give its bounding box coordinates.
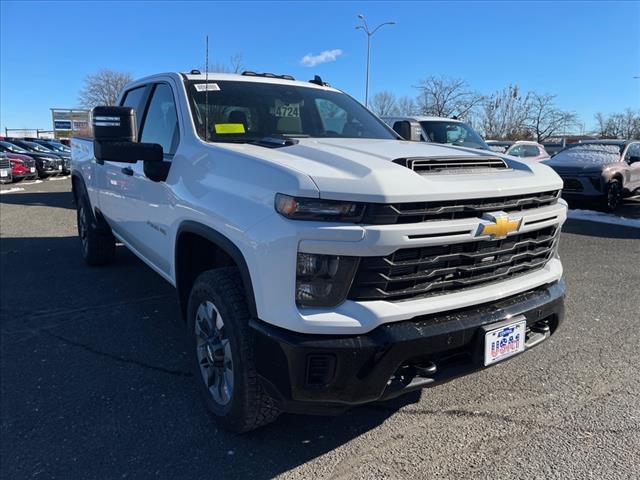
[568,209,640,228]
[0,187,25,194]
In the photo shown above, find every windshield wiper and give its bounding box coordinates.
[248,136,300,148]
[210,135,301,148]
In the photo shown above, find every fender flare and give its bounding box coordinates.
[71,171,111,233]
[175,221,258,319]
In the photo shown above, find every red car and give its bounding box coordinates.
[7,152,38,181]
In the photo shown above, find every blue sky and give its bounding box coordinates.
[1,0,638,133]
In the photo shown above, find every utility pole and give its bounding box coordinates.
[356,15,395,108]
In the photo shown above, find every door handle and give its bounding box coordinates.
[121,167,133,176]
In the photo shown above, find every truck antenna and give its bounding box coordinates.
[204,35,209,142]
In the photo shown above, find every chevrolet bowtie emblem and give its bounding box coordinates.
[477,212,522,240]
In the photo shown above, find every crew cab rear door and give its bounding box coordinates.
[97,81,180,277]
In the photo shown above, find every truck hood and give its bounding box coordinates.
[218,138,563,203]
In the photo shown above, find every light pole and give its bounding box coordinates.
[356,14,395,107]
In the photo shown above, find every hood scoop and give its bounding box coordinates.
[393,155,509,175]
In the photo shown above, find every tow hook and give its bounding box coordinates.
[530,321,550,334]
[415,361,437,377]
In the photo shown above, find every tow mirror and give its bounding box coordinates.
[393,121,412,141]
[92,106,137,142]
[92,106,163,165]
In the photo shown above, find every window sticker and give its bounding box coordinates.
[195,83,221,92]
[214,123,245,134]
[273,99,300,118]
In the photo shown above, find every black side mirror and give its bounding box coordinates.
[93,106,137,142]
[393,121,412,141]
[92,105,163,169]
[628,155,640,164]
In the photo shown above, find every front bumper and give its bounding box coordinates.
[251,280,565,414]
[560,174,603,202]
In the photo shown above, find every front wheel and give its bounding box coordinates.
[187,268,280,433]
[604,179,623,212]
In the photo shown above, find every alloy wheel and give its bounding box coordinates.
[195,300,234,406]
[78,206,89,253]
[607,182,622,210]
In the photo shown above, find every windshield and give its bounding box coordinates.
[187,80,397,142]
[0,141,28,153]
[552,144,622,163]
[45,142,71,152]
[420,121,489,150]
[24,141,53,152]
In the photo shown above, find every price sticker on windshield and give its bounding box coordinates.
[273,100,300,118]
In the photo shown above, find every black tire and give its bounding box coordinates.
[604,179,623,212]
[187,268,280,433]
[76,194,115,265]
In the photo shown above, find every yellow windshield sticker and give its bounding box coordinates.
[214,123,245,134]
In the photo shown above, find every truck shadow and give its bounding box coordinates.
[0,190,75,210]
[563,218,640,240]
[0,235,420,479]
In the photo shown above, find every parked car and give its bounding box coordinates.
[544,139,640,211]
[0,152,12,184]
[72,71,566,432]
[542,142,566,157]
[30,138,71,155]
[7,153,38,181]
[7,138,70,174]
[486,140,514,153]
[383,116,491,150]
[0,141,63,178]
[506,141,551,162]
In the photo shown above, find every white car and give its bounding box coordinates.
[72,71,567,432]
[506,141,551,162]
[383,116,490,151]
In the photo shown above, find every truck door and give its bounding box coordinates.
[98,82,180,276]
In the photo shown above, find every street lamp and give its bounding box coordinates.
[356,14,395,107]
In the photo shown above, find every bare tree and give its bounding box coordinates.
[396,96,416,116]
[528,93,578,143]
[414,76,483,119]
[78,69,133,108]
[370,91,397,116]
[479,85,532,140]
[210,53,245,73]
[592,109,640,139]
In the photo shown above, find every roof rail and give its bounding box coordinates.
[241,71,295,81]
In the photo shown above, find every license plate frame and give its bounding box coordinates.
[483,317,527,366]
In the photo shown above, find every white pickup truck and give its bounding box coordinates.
[71,71,567,432]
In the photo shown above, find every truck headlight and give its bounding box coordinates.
[295,253,359,307]
[275,194,365,222]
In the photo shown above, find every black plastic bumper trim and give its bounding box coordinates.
[250,280,565,414]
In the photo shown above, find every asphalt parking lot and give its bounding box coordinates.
[1,178,639,480]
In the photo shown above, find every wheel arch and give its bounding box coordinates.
[174,221,258,321]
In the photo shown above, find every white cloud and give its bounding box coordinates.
[300,49,343,67]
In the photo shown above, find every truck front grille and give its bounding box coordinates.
[562,178,583,191]
[0,157,10,169]
[348,225,558,301]
[361,190,560,224]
